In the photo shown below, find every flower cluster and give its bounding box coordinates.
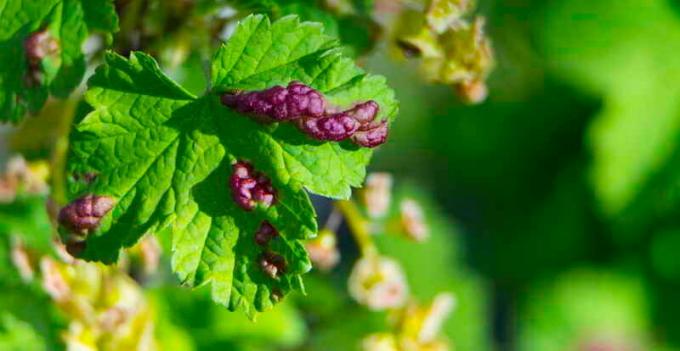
[393,0,494,104]
[221,82,388,147]
[361,293,457,351]
[0,155,49,203]
[229,161,277,211]
[40,256,158,350]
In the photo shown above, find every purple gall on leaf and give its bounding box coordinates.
[352,120,389,148]
[299,113,360,141]
[221,81,326,121]
[260,251,286,279]
[345,101,379,125]
[58,194,115,236]
[254,221,278,246]
[229,161,277,211]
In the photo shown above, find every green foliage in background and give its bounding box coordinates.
[541,0,680,220]
[518,269,657,351]
[0,0,118,123]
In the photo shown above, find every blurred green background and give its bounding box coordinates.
[3,0,680,350]
[366,0,680,349]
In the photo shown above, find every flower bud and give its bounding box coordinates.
[305,229,340,271]
[40,257,70,302]
[456,79,488,105]
[0,177,17,203]
[10,236,34,282]
[348,255,408,310]
[362,333,399,351]
[138,235,161,275]
[98,307,127,332]
[440,16,494,103]
[361,173,393,219]
[399,199,429,242]
[0,156,49,203]
[426,0,474,34]
[418,293,457,343]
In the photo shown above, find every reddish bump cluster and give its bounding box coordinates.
[58,194,114,236]
[229,161,276,211]
[23,30,59,87]
[297,100,386,146]
[352,120,389,148]
[24,30,59,64]
[221,81,326,121]
[259,251,286,279]
[299,112,359,141]
[254,221,278,246]
[344,100,380,124]
[220,82,389,148]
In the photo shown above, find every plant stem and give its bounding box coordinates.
[335,200,377,257]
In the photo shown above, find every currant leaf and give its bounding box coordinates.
[64,15,398,316]
[0,0,119,123]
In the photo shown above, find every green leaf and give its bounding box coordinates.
[228,0,380,57]
[0,0,118,123]
[66,15,397,316]
[81,0,119,40]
